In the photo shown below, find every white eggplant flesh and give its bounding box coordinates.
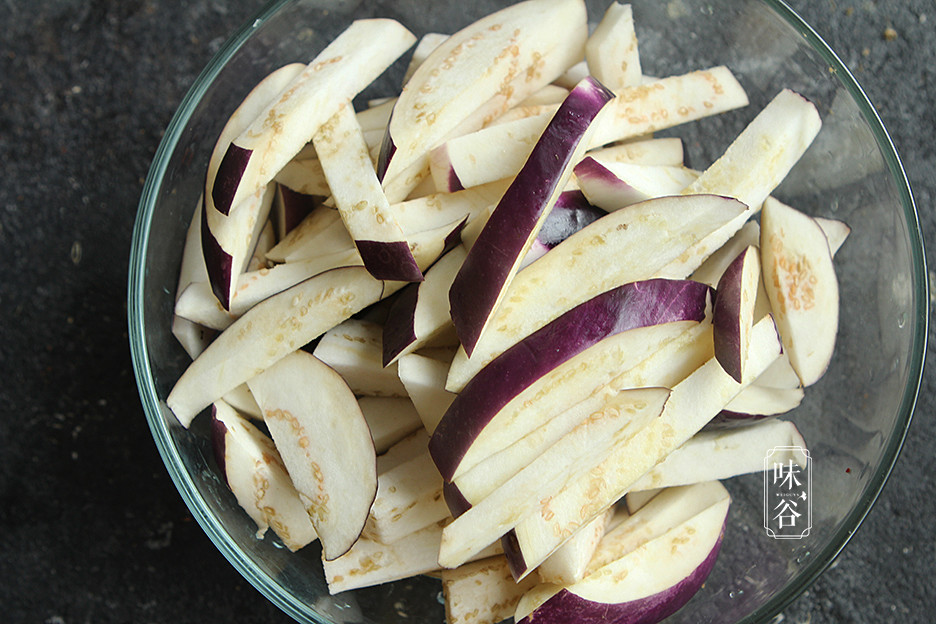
[585,2,642,91]
[537,508,615,586]
[507,316,780,576]
[630,420,807,492]
[760,197,839,386]
[211,401,318,551]
[167,265,387,427]
[515,483,730,624]
[246,350,377,560]
[442,556,540,624]
[312,319,408,398]
[445,194,744,393]
[359,397,423,454]
[396,353,457,434]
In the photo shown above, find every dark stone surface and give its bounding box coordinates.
[0,0,931,622]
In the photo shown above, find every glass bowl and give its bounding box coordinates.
[128,0,927,622]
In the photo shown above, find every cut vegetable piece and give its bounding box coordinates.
[508,316,780,575]
[212,19,416,215]
[273,184,321,242]
[173,199,215,358]
[174,248,364,331]
[430,67,745,192]
[356,98,397,133]
[591,66,748,146]
[167,266,387,427]
[202,182,276,309]
[377,428,429,474]
[658,89,822,279]
[312,319,407,398]
[402,32,449,85]
[816,216,851,257]
[430,114,552,192]
[587,482,731,576]
[624,489,659,514]
[433,279,709,482]
[585,2,642,91]
[494,103,562,126]
[246,220,275,272]
[586,137,685,167]
[754,351,802,390]
[449,77,614,355]
[416,342,460,362]
[518,84,570,107]
[449,320,713,507]
[211,402,318,551]
[323,519,501,594]
[397,353,456,434]
[690,220,760,287]
[445,194,745,392]
[383,245,467,365]
[760,197,839,386]
[515,485,730,624]
[438,387,670,569]
[552,60,589,89]
[537,507,614,585]
[574,159,698,211]
[392,180,510,236]
[176,196,210,299]
[380,0,588,201]
[265,204,350,263]
[246,350,376,560]
[313,103,423,282]
[711,383,805,427]
[274,158,331,199]
[205,63,305,215]
[222,384,262,420]
[172,315,216,360]
[713,246,761,382]
[359,397,423,454]
[201,64,306,308]
[630,420,806,492]
[442,556,540,624]
[365,448,448,544]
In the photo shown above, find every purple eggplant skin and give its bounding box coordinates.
[538,191,605,249]
[356,240,425,282]
[442,479,473,518]
[448,77,615,356]
[447,166,466,193]
[705,410,775,430]
[501,530,528,581]
[712,247,756,383]
[212,143,253,216]
[518,523,726,624]
[278,185,320,237]
[571,156,615,186]
[441,216,470,257]
[380,221,469,365]
[376,124,396,182]
[200,196,235,310]
[209,406,229,485]
[381,283,420,366]
[429,278,711,481]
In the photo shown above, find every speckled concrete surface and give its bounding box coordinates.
[0,1,931,622]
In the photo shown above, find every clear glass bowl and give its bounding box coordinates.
[128,0,927,622]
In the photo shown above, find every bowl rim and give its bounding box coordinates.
[127,0,928,622]
[127,1,323,622]
[735,1,928,620]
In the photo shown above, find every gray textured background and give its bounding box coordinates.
[0,0,931,622]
